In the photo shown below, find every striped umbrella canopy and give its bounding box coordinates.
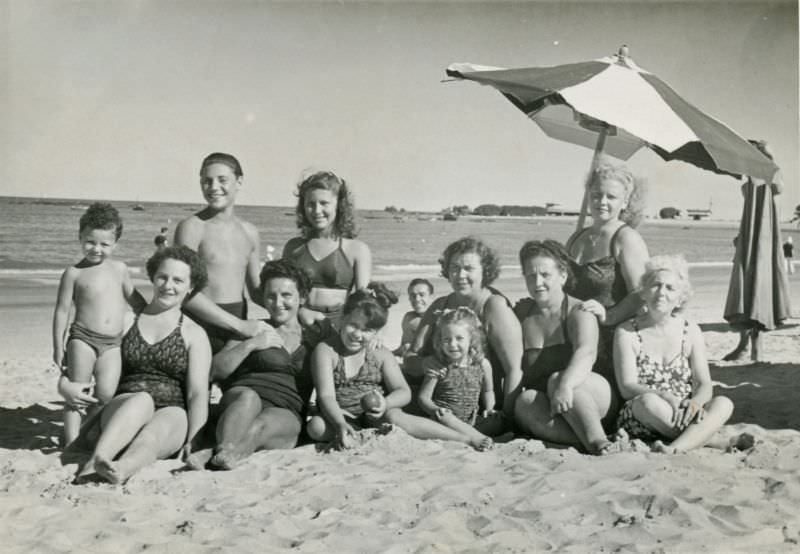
[446,47,778,226]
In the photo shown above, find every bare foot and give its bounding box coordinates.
[72,458,99,485]
[95,456,127,484]
[652,440,678,454]
[470,436,493,452]
[209,443,251,470]
[185,448,214,471]
[589,439,615,456]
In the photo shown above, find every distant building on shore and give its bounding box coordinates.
[545,203,581,217]
[685,199,713,220]
[473,204,548,217]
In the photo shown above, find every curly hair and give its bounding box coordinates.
[342,282,398,331]
[294,170,358,239]
[200,152,243,177]
[432,307,486,367]
[79,202,123,241]
[639,254,692,313]
[258,259,312,300]
[518,239,574,290]
[146,245,208,294]
[587,159,647,228]
[439,236,501,287]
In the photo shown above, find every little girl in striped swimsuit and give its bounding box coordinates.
[417,307,495,451]
[614,255,733,453]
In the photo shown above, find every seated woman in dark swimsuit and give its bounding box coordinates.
[566,160,649,394]
[75,246,212,484]
[405,237,521,422]
[282,171,372,328]
[187,259,334,470]
[512,240,615,455]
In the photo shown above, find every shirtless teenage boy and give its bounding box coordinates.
[174,153,267,352]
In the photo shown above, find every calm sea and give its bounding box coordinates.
[2,196,794,282]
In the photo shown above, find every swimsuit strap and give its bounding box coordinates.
[632,317,644,361]
[566,226,593,251]
[608,223,627,259]
[560,295,571,345]
[680,318,689,368]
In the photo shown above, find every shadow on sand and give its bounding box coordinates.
[0,403,62,452]
[712,362,800,431]
[701,321,800,333]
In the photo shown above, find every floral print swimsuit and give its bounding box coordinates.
[616,318,693,441]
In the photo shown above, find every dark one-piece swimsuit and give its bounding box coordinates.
[567,224,629,390]
[515,295,574,393]
[219,319,334,422]
[116,312,189,410]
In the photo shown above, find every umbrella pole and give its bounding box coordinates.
[575,126,609,233]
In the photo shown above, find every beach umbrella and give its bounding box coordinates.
[446,46,779,229]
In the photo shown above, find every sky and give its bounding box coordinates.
[2,0,798,220]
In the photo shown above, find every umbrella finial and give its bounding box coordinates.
[614,44,632,67]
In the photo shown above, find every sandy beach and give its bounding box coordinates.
[1,267,799,553]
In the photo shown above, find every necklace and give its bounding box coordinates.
[586,229,603,248]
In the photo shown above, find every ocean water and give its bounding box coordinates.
[1,196,791,281]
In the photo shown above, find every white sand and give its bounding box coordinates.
[1,271,800,552]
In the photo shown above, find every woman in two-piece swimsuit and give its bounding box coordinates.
[74,246,212,484]
[282,170,372,328]
[566,160,649,398]
[614,255,733,453]
[188,259,334,470]
[512,240,615,455]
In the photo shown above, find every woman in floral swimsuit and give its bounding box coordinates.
[614,255,733,453]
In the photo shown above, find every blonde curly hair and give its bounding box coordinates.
[587,159,647,228]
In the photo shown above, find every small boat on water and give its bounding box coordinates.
[132,204,145,211]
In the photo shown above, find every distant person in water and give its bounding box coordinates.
[174,153,270,353]
[53,203,146,446]
[282,170,372,328]
[154,226,169,252]
[394,278,434,356]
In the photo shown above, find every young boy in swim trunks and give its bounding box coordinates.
[394,278,434,356]
[52,202,145,445]
[174,152,269,353]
